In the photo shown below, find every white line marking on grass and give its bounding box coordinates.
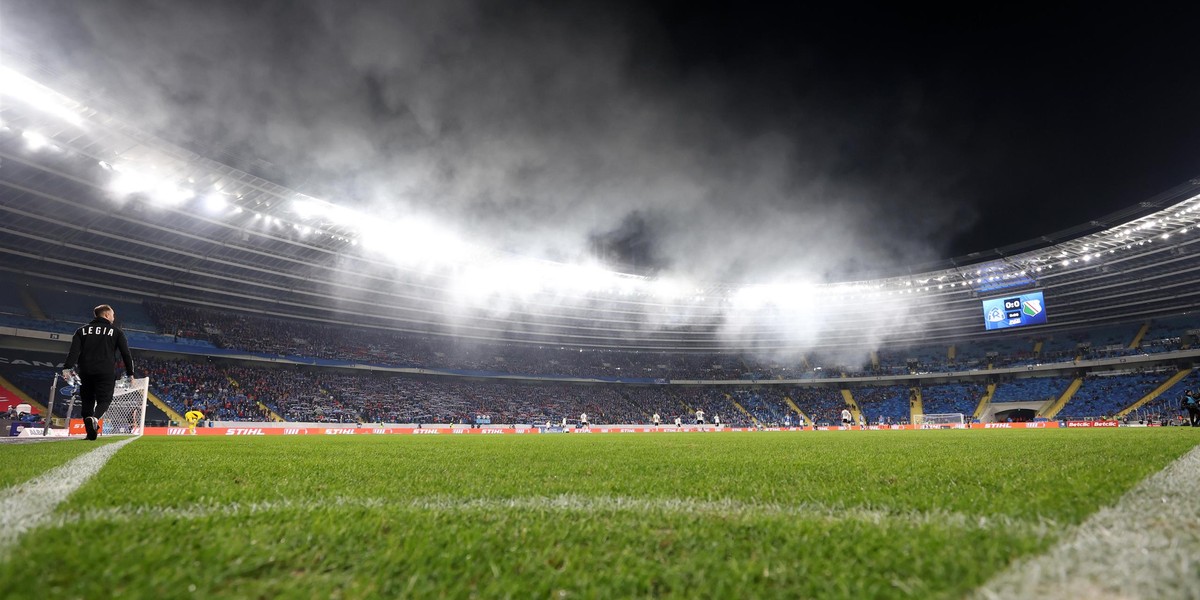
[0,437,138,555]
[977,442,1200,600]
[49,494,1055,537]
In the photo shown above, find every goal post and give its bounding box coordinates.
[43,376,149,437]
[104,377,150,436]
[913,412,966,427]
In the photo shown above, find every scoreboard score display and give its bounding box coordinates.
[982,291,1047,331]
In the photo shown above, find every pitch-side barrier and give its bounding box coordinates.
[142,421,1140,436]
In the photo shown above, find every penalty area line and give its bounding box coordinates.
[0,436,139,556]
[977,441,1200,600]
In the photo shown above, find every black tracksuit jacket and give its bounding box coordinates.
[64,317,135,379]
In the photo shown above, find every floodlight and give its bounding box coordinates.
[150,182,191,206]
[203,194,228,213]
[21,130,48,150]
[291,199,323,219]
[0,67,84,126]
[108,169,156,196]
[648,277,688,300]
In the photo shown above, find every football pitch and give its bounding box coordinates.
[1,430,1197,599]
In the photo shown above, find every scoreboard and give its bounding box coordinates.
[982,291,1047,331]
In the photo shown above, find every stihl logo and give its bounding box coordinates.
[167,428,189,435]
[413,428,440,434]
[324,429,356,435]
[284,428,306,435]
[480,428,504,434]
[985,423,1012,428]
[225,428,264,435]
[620,428,636,433]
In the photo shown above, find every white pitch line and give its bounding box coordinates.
[977,442,1200,600]
[0,436,138,555]
[46,493,1055,537]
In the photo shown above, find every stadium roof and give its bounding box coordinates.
[3,65,1200,352]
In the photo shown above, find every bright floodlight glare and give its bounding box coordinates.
[291,198,364,228]
[552,263,606,293]
[451,261,544,302]
[151,182,191,206]
[359,216,473,266]
[107,166,191,206]
[648,277,688,300]
[730,282,818,311]
[0,67,85,126]
[203,194,228,213]
[731,285,773,310]
[21,130,48,150]
[108,168,156,196]
[291,199,322,219]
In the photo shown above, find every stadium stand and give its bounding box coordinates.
[6,281,1200,426]
[6,272,1200,385]
[991,377,1073,404]
[134,355,764,426]
[1130,369,1200,425]
[0,285,25,318]
[853,385,910,424]
[1057,371,1170,420]
[789,386,851,426]
[920,382,986,418]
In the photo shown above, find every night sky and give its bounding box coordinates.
[4,1,1199,280]
[636,2,1200,256]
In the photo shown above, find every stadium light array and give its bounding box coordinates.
[0,66,85,127]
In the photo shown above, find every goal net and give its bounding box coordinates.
[101,377,149,435]
[44,376,149,437]
[913,412,965,427]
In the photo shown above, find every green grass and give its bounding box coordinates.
[0,438,124,489]
[1,429,1196,599]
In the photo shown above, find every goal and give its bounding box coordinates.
[44,376,149,437]
[913,412,966,427]
[101,377,149,435]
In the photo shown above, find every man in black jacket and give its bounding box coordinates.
[62,304,135,440]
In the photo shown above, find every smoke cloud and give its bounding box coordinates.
[2,0,976,351]
[3,0,977,275]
